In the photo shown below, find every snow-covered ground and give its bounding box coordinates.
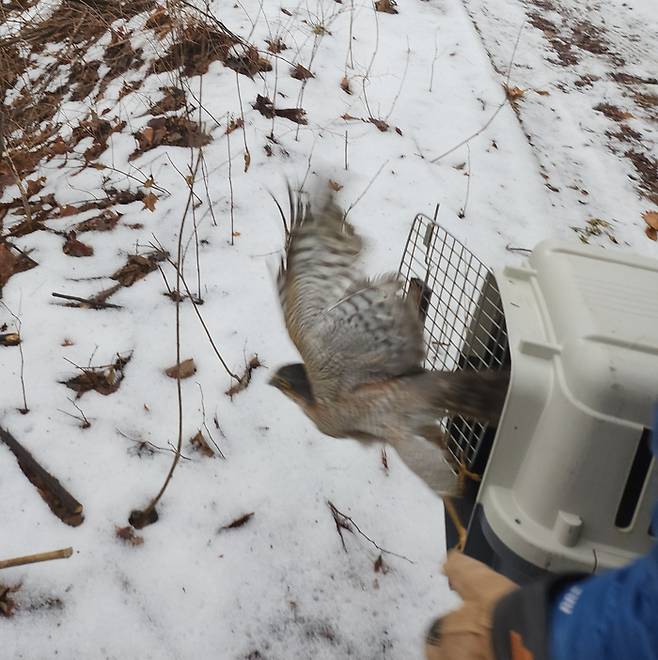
[464,0,658,249]
[0,0,656,658]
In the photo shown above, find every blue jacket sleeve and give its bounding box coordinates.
[549,411,658,660]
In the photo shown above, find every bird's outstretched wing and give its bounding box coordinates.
[388,434,459,496]
[278,183,425,399]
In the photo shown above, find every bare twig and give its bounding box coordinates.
[430,22,525,164]
[327,501,413,563]
[226,113,235,245]
[505,244,532,254]
[0,302,28,413]
[429,32,439,93]
[151,238,239,381]
[0,547,73,570]
[200,152,219,227]
[0,114,32,226]
[51,292,122,310]
[132,151,204,528]
[345,0,355,70]
[343,160,388,222]
[234,71,251,172]
[457,143,471,219]
[117,428,192,461]
[57,397,91,429]
[384,37,411,122]
[197,382,225,458]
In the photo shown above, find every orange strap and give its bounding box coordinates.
[510,631,534,660]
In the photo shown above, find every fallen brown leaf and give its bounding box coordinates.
[369,117,389,132]
[340,75,352,94]
[225,356,262,398]
[25,177,46,198]
[74,210,120,233]
[58,205,79,217]
[226,117,244,134]
[148,86,186,115]
[374,0,398,13]
[646,226,657,241]
[594,103,633,121]
[142,192,158,212]
[62,354,131,398]
[265,38,288,53]
[0,243,38,292]
[63,232,94,257]
[642,210,658,231]
[130,116,211,160]
[165,358,197,380]
[49,137,69,156]
[116,526,144,546]
[328,180,343,192]
[0,583,21,617]
[504,84,525,100]
[252,95,307,125]
[374,553,389,574]
[219,512,254,531]
[111,250,168,287]
[291,63,314,80]
[0,333,21,347]
[190,430,214,458]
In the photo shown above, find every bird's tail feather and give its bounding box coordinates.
[416,369,510,424]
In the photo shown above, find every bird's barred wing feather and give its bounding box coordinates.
[277,184,362,359]
[278,184,425,399]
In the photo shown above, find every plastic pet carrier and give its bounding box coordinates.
[398,213,658,583]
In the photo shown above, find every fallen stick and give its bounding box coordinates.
[0,547,73,570]
[0,427,84,527]
[51,292,122,310]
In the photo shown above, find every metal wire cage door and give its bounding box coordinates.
[398,213,510,474]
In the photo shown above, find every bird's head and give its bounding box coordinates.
[268,363,315,406]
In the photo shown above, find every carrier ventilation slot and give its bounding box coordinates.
[615,427,653,530]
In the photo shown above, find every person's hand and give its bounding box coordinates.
[425,551,518,660]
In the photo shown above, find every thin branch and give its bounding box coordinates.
[384,37,411,122]
[135,151,203,525]
[343,160,388,222]
[429,31,439,93]
[197,382,225,458]
[457,143,471,219]
[150,237,239,381]
[0,301,28,413]
[430,21,525,164]
[226,112,235,245]
[0,547,73,570]
[327,501,414,563]
[51,292,122,309]
[234,71,251,172]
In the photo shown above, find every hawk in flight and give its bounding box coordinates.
[270,183,508,497]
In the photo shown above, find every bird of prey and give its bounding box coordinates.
[269,182,508,499]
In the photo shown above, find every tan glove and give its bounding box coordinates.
[425,551,518,660]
